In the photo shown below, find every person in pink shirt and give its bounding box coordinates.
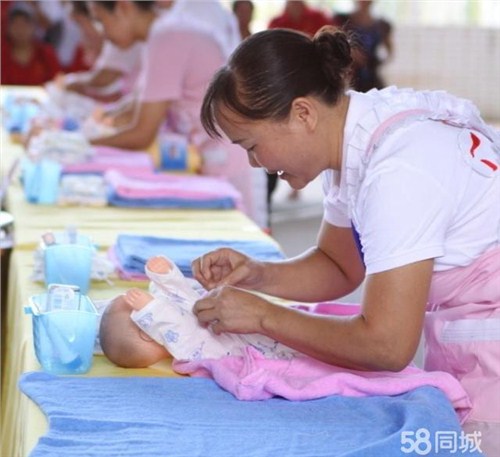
[87,1,266,227]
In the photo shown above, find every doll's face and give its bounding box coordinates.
[100,296,169,368]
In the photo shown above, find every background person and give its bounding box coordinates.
[333,0,393,92]
[88,0,266,228]
[232,0,254,40]
[1,3,61,85]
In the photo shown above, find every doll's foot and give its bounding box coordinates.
[125,288,154,310]
[146,256,173,275]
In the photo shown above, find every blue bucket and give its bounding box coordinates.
[26,291,98,374]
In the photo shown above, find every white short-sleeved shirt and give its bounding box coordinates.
[323,90,500,274]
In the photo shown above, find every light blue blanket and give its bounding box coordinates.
[114,234,285,276]
[19,372,482,457]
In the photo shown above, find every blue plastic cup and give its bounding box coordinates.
[21,158,62,204]
[44,243,94,294]
[26,293,98,375]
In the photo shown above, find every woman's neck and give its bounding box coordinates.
[11,41,34,64]
[327,95,350,171]
[135,10,158,41]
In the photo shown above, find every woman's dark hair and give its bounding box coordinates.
[201,26,353,139]
[91,1,155,12]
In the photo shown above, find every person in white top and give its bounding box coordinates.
[192,28,500,456]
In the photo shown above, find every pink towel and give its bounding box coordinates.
[173,347,471,422]
[104,169,243,206]
[174,301,471,422]
[63,146,155,175]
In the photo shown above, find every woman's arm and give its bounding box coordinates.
[195,221,365,302]
[195,258,432,372]
[256,221,366,302]
[194,221,433,372]
[259,258,432,371]
[90,100,170,150]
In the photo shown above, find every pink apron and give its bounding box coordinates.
[363,102,500,424]
[425,246,500,423]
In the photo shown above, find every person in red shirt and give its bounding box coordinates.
[1,5,61,86]
[268,0,333,37]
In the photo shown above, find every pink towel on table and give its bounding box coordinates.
[173,348,471,422]
[63,146,155,175]
[104,169,243,207]
[174,301,471,422]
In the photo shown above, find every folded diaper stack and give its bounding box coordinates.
[28,130,93,165]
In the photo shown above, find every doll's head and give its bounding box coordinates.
[99,295,169,368]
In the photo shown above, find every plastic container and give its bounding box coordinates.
[22,157,62,204]
[43,232,94,293]
[25,288,98,375]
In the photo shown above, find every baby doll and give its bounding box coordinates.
[100,255,297,368]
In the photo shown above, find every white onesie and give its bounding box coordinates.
[130,262,297,361]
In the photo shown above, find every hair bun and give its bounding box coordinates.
[313,26,353,77]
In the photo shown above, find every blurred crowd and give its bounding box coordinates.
[1,0,393,223]
[2,1,393,92]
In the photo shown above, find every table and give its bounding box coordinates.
[0,87,280,457]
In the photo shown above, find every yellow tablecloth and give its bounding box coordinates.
[1,199,278,457]
[0,87,280,457]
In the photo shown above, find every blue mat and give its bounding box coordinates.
[114,234,285,277]
[19,372,481,457]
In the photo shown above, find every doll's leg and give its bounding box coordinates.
[145,255,200,306]
[125,288,154,311]
[146,256,172,275]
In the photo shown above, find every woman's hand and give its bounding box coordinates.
[193,286,271,335]
[191,248,265,291]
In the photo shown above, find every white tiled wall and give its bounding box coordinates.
[382,26,500,120]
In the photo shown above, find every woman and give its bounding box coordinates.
[88,1,266,227]
[192,27,499,455]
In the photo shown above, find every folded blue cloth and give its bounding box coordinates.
[114,234,285,276]
[19,372,481,457]
[107,191,236,209]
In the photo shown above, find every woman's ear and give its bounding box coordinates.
[289,97,318,133]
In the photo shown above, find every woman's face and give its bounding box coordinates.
[8,14,35,45]
[216,104,323,190]
[90,2,136,49]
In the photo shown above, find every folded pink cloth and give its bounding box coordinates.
[104,169,243,207]
[63,146,155,175]
[173,347,471,422]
